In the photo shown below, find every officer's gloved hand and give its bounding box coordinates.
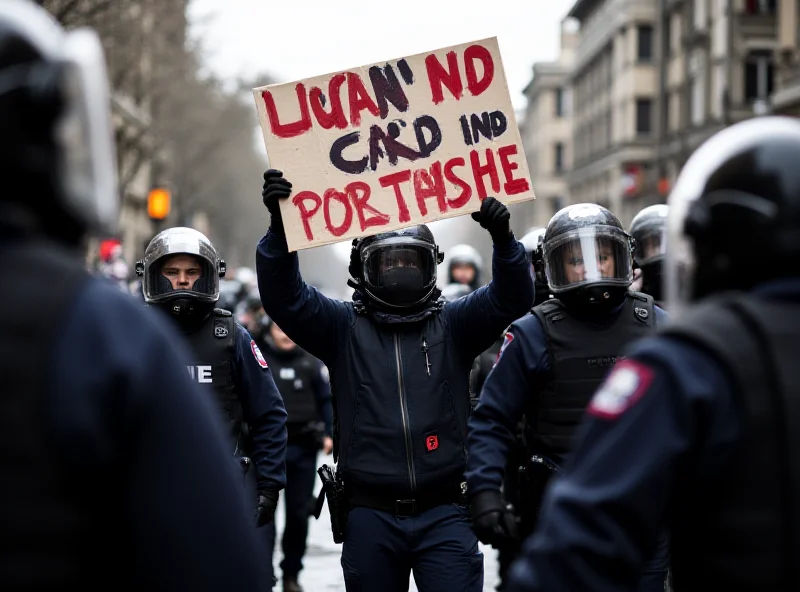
[469,489,519,547]
[262,169,293,235]
[254,489,280,527]
[471,196,511,243]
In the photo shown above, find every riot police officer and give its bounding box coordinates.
[257,169,533,592]
[0,2,267,589]
[629,204,668,305]
[260,321,333,592]
[466,204,669,591]
[138,228,288,586]
[506,116,800,592]
[447,243,484,291]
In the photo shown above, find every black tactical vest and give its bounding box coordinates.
[530,292,656,459]
[184,309,241,446]
[262,347,318,425]
[0,240,113,587]
[661,293,800,591]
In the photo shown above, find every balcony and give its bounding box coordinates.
[737,11,777,39]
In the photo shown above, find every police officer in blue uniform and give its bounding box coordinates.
[466,204,669,591]
[261,319,333,592]
[257,169,533,592]
[628,204,668,305]
[138,228,288,587]
[505,116,800,592]
[0,2,268,589]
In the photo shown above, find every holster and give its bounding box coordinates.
[313,464,348,544]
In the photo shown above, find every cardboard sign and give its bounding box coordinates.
[253,37,535,251]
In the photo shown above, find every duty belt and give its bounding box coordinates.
[348,482,467,517]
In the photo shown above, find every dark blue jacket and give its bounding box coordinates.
[229,324,288,491]
[504,281,800,592]
[256,229,533,495]
[466,302,667,495]
[48,276,267,590]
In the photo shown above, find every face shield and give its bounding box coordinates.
[55,28,118,234]
[361,236,438,308]
[633,221,667,266]
[544,226,633,294]
[138,228,223,304]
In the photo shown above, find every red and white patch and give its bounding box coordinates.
[250,340,268,369]
[587,360,654,420]
[494,332,515,366]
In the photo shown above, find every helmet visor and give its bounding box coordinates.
[633,223,667,265]
[361,237,437,307]
[544,227,633,293]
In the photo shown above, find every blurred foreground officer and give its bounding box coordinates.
[628,204,668,304]
[257,170,533,592]
[261,321,333,592]
[0,2,267,590]
[506,116,800,592]
[138,229,288,521]
[467,204,669,591]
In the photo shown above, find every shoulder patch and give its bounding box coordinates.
[250,340,268,369]
[587,359,654,420]
[494,332,515,366]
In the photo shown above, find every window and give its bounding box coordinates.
[555,87,564,117]
[554,142,564,173]
[637,25,653,62]
[694,0,708,30]
[744,0,776,14]
[745,50,775,101]
[635,99,653,135]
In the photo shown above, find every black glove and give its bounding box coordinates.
[471,196,511,242]
[254,489,280,527]
[262,169,293,235]
[469,489,519,547]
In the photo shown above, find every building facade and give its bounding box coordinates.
[565,0,660,224]
[518,21,578,231]
[773,0,800,115]
[655,0,780,208]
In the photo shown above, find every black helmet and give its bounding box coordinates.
[0,0,117,243]
[351,225,444,309]
[543,203,633,310]
[136,227,226,326]
[666,116,800,314]
[522,227,551,306]
[446,244,483,288]
[629,204,668,301]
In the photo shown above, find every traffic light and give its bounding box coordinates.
[147,188,171,220]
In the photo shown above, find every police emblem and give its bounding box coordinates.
[587,360,653,419]
[250,340,268,369]
[494,331,515,366]
[214,325,228,338]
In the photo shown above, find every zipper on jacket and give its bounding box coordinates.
[394,333,417,494]
[421,337,431,376]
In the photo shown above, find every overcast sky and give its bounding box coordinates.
[189,0,573,113]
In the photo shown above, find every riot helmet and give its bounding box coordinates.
[352,225,444,310]
[446,244,483,289]
[0,0,117,243]
[543,203,633,311]
[136,227,226,325]
[629,204,668,301]
[666,116,800,316]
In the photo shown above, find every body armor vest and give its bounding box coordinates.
[0,241,115,588]
[662,292,800,591]
[530,292,656,459]
[262,347,318,426]
[184,309,240,446]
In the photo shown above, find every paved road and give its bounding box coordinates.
[270,453,500,591]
